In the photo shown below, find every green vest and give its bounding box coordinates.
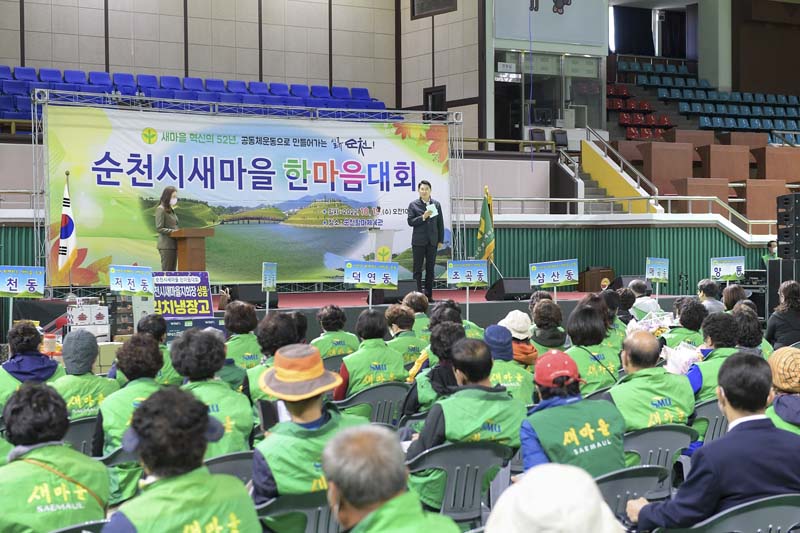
[463,320,485,340]
[256,407,368,532]
[225,332,263,369]
[415,368,449,413]
[763,252,777,267]
[766,404,800,436]
[350,490,460,533]
[156,344,183,386]
[343,339,408,397]
[606,318,627,354]
[0,364,66,411]
[526,399,626,477]
[662,327,704,349]
[100,377,161,504]
[117,466,259,533]
[216,361,247,393]
[695,347,739,402]
[490,359,535,404]
[566,344,621,395]
[0,437,10,466]
[412,313,431,344]
[246,359,276,404]
[609,367,695,433]
[409,387,526,509]
[0,444,109,533]
[182,380,252,460]
[114,367,128,388]
[387,331,425,366]
[310,330,361,358]
[51,373,121,420]
[762,338,775,359]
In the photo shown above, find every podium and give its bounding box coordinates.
[578,268,615,292]
[171,228,215,271]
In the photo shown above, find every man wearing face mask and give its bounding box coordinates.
[155,186,179,271]
[407,180,444,301]
[763,240,778,267]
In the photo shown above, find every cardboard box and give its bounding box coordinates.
[94,342,123,375]
[67,306,91,326]
[92,305,109,325]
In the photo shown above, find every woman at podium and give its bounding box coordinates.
[155,186,179,271]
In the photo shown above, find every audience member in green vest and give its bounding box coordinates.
[310,304,361,358]
[629,279,663,320]
[766,347,800,435]
[172,328,252,460]
[662,298,707,349]
[253,343,368,532]
[407,339,527,510]
[617,288,636,325]
[202,327,248,392]
[323,425,460,533]
[51,329,120,419]
[223,300,264,369]
[734,307,772,359]
[386,304,426,367]
[0,321,65,411]
[763,240,779,267]
[722,284,747,313]
[137,314,182,386]
[499,310,538,368]
[520,350,626,476]
[687,312,740,403]
[105,387,259,532]
[529,298,568,355]
[401,322,465,416]
[485,325,535,404]
[600,289,627,354]
[403,291,432,344]
[244,312,300,405]
[566,305,621,395]
[333,309,407,400]
[406,302,464,380]
[92,333,163,504]
[0,384,109,533]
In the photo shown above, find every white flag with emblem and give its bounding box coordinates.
[58,180,77,270]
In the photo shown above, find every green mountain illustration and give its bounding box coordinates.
[220,207,287,222]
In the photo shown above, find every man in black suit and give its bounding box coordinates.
[626,352,800,531]
[407,180,444,300]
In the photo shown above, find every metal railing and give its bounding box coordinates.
[463,137,556,152]
[0,189,40,209]
[585,126,660,197]
[0,119,33,135]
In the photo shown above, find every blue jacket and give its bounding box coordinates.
[2,352,60,382]
[519,394,582,471]
[638,418,800,531]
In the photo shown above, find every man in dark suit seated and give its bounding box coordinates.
[407,180,444,301]
[626,352,800,531]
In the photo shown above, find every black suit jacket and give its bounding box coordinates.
[638,418,800,531]
[407,198,444,247]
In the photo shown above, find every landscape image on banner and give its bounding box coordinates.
[45,106,452,286]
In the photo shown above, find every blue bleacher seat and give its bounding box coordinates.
[290,84,310,98]
[50,82,79,92]
[629,62,641,72]
[0,94,16,117]
[666,64,678,74]
[241,94,262,105]
[173,90,197,100]
[113,73,136,92]
[88,71,112,87]
[767,94,777,105]
[160,76,182,90]
[718,91,730,102]
[695,90,707,101]
[262,95,284,106]
[743,92,754,103]
[331,86,351,99]
[764,106,776,118]
[699,79,711,89]
[657,88,669,100]
[737,117,750,130]
[674,77,686,88]
[39,68,62,84]
[750,118,763,130]
[219,93,243,103]
[147,88,174,100]
[282,95,304,106]
[699,116,713,129]
[269,83,290,96]
[366,101,386,110]
[311,85,331,98]
[755,93,766,104]
[3,96,28,119]
[683,89,695,100]
[351,87,371,100]
[789,107,799,118]
[249,81,269,94]
[724,117,737,130]
[788,120,799,131]
[712,116,725,129]
[14,67,36,82]
[655,63,666,74]
[205,79,225,92]
[751,105,763,117]
[227,80,247,94]
[642,63,654,73]
[182,77,203,92]
[678,64,689,75]
[196,91,220,102]
[64,70,87,85]
[784,133,796,144]
[707,90,718,101]
[0,65,11,80]
[617,60,629,72]
[691,103,702,114]
[730,92,742,103]
[678,102,690,114]
[686,78,698,88]
[2,80,28,96]
[662,76,673,87]
[778,94,788,106]
[669,88,681,100]
[27,80,48,93]
[790,95,799,106]
[703,103,716,114]
[763,118,775,130]
[776,106,787,118]
[636,74,648,86]
[775,119,787,131]
[715,104,727,115]
[649,75,661,86]
[728,104,740,116]
[137,74,158,91]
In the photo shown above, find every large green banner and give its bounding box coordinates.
[46,106,451,286]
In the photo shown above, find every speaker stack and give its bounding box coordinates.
[768,194,800,315]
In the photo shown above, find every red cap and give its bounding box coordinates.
[534,350,584,387]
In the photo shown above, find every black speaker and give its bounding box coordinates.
[370,280,418,305]
[228,284,279,309]
[485,278,531,301]
[609,276,652,292]
[777,194,800,259]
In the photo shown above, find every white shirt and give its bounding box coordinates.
[727,414,768,432]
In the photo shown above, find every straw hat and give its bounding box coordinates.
[259,344,342,401]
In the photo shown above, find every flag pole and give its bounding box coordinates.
[64,170,77,301]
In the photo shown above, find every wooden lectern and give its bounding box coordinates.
[171,228,215,271]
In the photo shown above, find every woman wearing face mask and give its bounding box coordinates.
[155,186,179,271]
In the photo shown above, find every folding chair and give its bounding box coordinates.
[100,447,139,467]
[692,399,728,444]
[49,521,109,533]
[595,466,670,518]
[256,491,339,533]
[332,382,410,426]
[64,416,98,456]
[322,354,345,374]
[205,450,254,484]
[652,493,800,532]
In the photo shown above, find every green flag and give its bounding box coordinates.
[476,187,495,263]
